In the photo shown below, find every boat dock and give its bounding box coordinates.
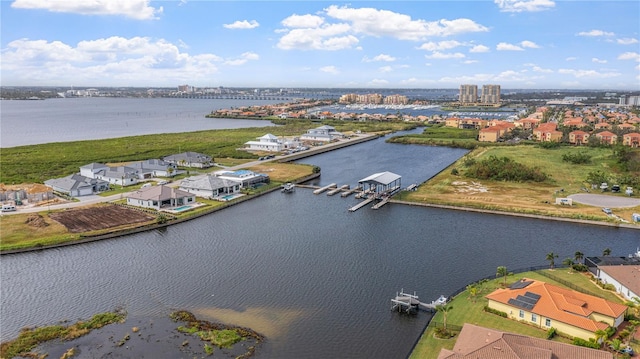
[348,197,375,212]
[313,183,337,194]
[327,185,349,196]
[390,290,448,313]
[341,187,360,197]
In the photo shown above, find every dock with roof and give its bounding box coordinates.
[348,171,401,212]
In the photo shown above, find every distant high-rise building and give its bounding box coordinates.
[459,84,478,103]
[481,85,501,104]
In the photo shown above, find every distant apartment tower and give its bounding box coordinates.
[481,85,501,104]
[356,93,383,104]
[459,84,478,103]
[620,95,640,106]
[338,93,358,104]
[383,94,408,105]
[177,84,192,93]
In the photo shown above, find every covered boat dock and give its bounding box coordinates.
[357,171,402,199]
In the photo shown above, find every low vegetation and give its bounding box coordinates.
[0,310,126,358]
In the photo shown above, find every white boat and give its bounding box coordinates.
[281,183,295,193]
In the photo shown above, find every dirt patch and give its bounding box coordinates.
[49,205,155,233]
[452,181,488,194]
[25,214,49,228]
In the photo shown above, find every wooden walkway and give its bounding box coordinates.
[348,197,375,212]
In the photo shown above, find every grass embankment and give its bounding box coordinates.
[410,269,629,359]
[0,310,126,358]
[395,143,640,224]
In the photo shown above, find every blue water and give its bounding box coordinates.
[173,205,192,211]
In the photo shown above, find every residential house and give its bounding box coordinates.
[623,132,640,147]
[44,173,110,197]
[128,159,178,178]
[485,278,627,341]
[595,131,618,145]
[595,265,640,301]
[244,133,287,152]
[569,130,590,145]
[478,122,514,142]
[79,163,109,178]
[163,152,214,168]
[533,123,563,142]
[594,122,612,130]
[300,125,344,143]
[514,118,540,130]
[179,174,242,198]
[93,166,140,187]
[126,185,195,210]
[437,323,612,359]
[215,170,269,188]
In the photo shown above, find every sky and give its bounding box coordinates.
[1,0,639,90]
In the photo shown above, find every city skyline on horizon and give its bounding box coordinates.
[2,0,639,90]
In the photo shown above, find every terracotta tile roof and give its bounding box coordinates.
[485,279,628,333]
[438,324,613,359]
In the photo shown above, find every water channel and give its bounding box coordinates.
[1,131,639,358]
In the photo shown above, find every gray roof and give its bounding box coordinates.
[127,185,193,201]
[163,152,212,163]
[80,162,109,170]
[179,174,240,191]
[358,171,401,186]
[44,173,104,192]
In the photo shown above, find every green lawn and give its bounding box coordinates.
[409,269,627,359]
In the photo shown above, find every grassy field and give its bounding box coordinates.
[409,269,629,359]
[396,145,640,224]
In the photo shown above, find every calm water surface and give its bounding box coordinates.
[1,132,639,358]
[1,97,278,147]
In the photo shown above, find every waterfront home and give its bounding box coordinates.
[437,323,613,359]
[594,265,640,301]
[178,174,241,199]
[485,278,627,341]
[214,170,269,188]
[126,185,195,210]
[163,152,214,168]
[45,174,110,197]
[300,125,344,143]
[244,133,292,152]
[128,159,178,178]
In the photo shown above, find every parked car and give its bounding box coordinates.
[1,204,17,212]
[157,180,169,185]
[602,207,612,215]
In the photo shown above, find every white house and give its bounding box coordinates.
[128,159,178,178]
[179,174,242,198]
[126,185,195,210]
[244,133,284,152]
[596,265,640,301]
[163,152,214,168]
[215,170,269,188]
[94,166,140,187]
[300,125,344,143]
[80,163,109,178]
[45,174,110,197]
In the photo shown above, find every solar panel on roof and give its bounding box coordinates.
[509,280,533,289]
[515,295,538,306]
[508,298,534,310]
[524,292,541,301]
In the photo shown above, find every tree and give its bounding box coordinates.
[562,258,574,272]
[625,297,640,318]
[574,251,584,263]
[594,329,609,347]
[466,284,478,303]
[607,338,623,357]
[603,248,612,257]
[436,304,453,332]
[496,266,509,286]
[546,252,559,270]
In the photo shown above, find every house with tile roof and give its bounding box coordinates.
[595,131,618,145]
[568,130,590,145]
[623,132,640,147]
[126,185,195,210]
[178,174,242,199]
[595,265,640,301]
[486,278,628,341]
[437,323,613,359]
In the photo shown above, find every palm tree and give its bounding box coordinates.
[546,252,559,270]
[603,248,612,256]
[496,266,509,286]
[625,297,640,318]
[594,329,609,347]
[562,258,574,272]
[436,304,453,332]
[574,251,584,263]
[607,338,623,357]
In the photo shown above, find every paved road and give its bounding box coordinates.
[568,193,640,208]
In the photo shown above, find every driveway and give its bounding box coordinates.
[567,193,640,208]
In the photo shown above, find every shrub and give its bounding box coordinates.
[547,327,557,339]
[465,155,548,182]
[484,306,508,318]
[572,264,588,272]
[562,152,591,164]
[450,168,459,175]
[573,337,600,349]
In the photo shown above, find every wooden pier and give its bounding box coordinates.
[341,187,360,197]
[390,290,448,313]
[372,197,390,210]
[348,197,375,212]
[327,185,349,196]
[313,183,337,194]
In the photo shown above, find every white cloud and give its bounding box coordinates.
[363,54,396,62]
[11,0,162,20]
[425,52,465,59]
[224,52,259,66]
[320,65,339,74]
[524,63,553,73]
[618,52,640,62]
[558,68,621,78]
[469,45,490,53]
[223,20,259,30]
[617,38,639,45]
[378,66,393,73]
[496,42,524,51]
[566,57,578,61]
[1,36,223,85]
[277,23,358,50]
[368,79,389,86]
[324,5,488,41]
[463,60,478,64]
[418,40,463,51]
[520,40,540,49]
[592,58,607,64]
[281,14,324,28]
[494,0,555,13]
[577,30,615,37]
